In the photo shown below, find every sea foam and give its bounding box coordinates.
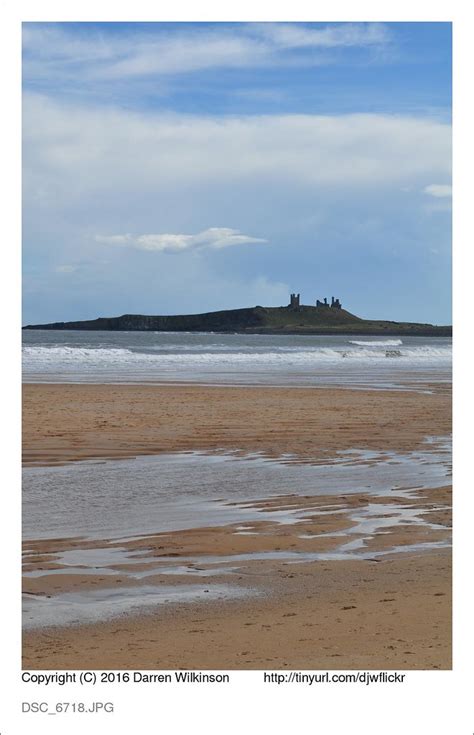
[22,332,452,387]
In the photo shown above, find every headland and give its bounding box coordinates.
[22,294,451,336]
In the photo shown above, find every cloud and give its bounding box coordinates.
[22,95,451,325]
[423,184,452,198]
[23,95,451,203]
[23,23,390,84]
[21,25,451,326]
[91,35,265,81]
[95,228,267,253]
[252,22,389,50]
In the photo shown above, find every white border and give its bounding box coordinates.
[2,3,470,734]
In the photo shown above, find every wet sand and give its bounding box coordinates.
[23,551,451,670]
[22,383,451,669]
[23,382,451,466]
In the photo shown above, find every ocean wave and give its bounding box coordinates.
[22,345,135,360]
[349,339,403,347]
[22,343,452,368]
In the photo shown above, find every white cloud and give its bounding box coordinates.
[23,95,451,203]
[23,23,390,82]
[423,184,452,198]
[97,36,265,80]
[96,228,267,253]
[253,22,389,50]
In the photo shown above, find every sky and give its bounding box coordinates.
[22,22,452,325]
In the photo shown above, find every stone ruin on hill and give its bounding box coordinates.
[288,294,342,310]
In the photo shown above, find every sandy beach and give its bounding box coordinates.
[22,382,452,669]
[23,383,451,466]
[23,551,450,670]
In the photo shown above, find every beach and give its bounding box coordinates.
[23,551,450,670]
[23,382,451,465]
[22,381,451,669]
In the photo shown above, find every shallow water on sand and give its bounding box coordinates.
[23,438,451,541]
[23,583,247,630]
[22,438,451,628]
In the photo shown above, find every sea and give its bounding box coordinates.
[22,330,452,390]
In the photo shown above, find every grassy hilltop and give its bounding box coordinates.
[23,304,452,336]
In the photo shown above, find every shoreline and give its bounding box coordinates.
[21,323,453,337]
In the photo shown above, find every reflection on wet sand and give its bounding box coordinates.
[23,443,451,630]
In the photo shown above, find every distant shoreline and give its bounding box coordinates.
[23,327,452,337]
[22,304,452,337]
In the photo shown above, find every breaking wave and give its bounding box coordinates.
[349,339,403,347]
[22,343,452,367]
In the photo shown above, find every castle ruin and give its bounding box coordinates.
[288,294,342,310]
[316,296,342,309]
[289,293,300,309]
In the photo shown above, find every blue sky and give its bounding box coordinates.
[22,22,452,324]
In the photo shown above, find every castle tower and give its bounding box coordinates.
[289,293,300,309]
